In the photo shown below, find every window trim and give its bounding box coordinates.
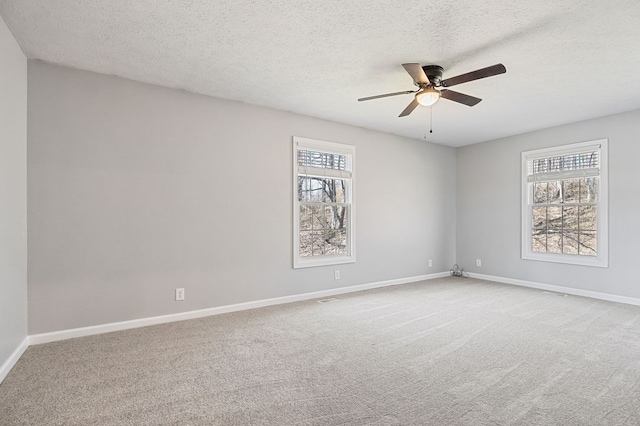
[521,139,608,267]
[293,136,356,269]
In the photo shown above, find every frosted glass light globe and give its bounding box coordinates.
[415,88,440,106]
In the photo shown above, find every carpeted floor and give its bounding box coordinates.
[2,277,640,425]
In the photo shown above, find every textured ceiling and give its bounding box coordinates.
[1,0,640,147]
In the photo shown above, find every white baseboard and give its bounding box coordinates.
[29,272,450,345]
[470,273,640,307]
[0,337,29,384]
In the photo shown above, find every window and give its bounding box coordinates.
[293,137,355,268]
[522,139,608,267]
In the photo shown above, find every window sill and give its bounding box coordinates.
[293,255,355,269]
[522,252,608,268]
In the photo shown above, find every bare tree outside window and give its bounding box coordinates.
[298,178,347,256]
[531,178,598,256]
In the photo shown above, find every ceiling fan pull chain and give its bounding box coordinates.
[424,106,434,138]
[429,106,433,134]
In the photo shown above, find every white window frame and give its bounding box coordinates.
[521,139,608,267]
[293,136,355,269]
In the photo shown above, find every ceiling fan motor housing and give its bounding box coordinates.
[421,65,444,86]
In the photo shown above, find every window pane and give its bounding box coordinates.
[299,177,348,203]
[298,177,325,202]
[563,179,580,203]
[299,231,312,257]
[533,182,548,204]
[320,178,346,203]
[547,230,562,253]
[532,207,547,229]
[312,206,327,229]
[580,232,598,256]
[563,206,579,230]
[563,231,579,255]
[326,228,347,255]
[297,177,308,202]
[310,178,325,202]
[324,206,335,229]
[548,181,561,204]
[299,206,312,230]
[313,178,328,202]
[334,179,346,203]
[579,206,597,231]
[325,205,347,231]
[579,232,597,256]
[532,231,547,253]
[547,206,563,229]
[311,231,325,255]
[580,177,598,203]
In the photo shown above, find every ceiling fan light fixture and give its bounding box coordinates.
[415,88,440,106]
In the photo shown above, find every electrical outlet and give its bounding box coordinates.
[334,270,341,280]
[175,288,185,301]
[476,259,482,267]
[428,259,433,267]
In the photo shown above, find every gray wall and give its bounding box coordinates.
[457,109,639,298]
[28,61,456,334]
[0,17,27,364]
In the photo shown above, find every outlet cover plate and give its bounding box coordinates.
[175,288,185,301]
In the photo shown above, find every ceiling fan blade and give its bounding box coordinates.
[440,90,482,106]
[441,64,506,87]
[358,90,416,102]
[402,63,429,84]
[399,98,420,117]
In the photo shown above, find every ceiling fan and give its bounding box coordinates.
[358,63,506,117]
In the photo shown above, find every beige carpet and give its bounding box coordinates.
[2,277,640,425]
